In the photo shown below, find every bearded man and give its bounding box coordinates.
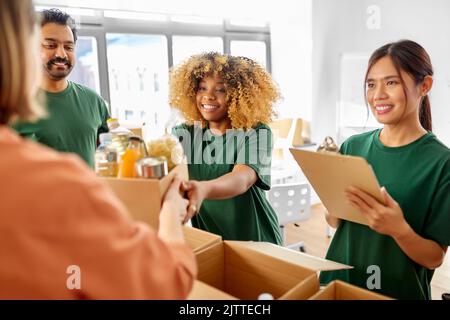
[14,9,110,168]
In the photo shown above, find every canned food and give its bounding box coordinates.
[135,157,168,179]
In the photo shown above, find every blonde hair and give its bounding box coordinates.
[169,52,281,130]
[0,0,45,125]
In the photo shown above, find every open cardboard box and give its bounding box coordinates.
[195,240,352,300]
[188,280,238,300]
[309,280,393,300]
[182,226,222,254]
[102,164,188,229]
[102,163,223,254]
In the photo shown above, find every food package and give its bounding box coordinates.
[146,134,184,171]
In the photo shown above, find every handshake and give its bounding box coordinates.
[162,175,206,225]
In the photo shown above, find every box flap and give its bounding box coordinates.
[335,281,392,300]
[226,241,352,271]
[182,226,222,253]
[280,273,320,300]
[188,280,237,300]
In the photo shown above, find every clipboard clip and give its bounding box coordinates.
[317,136,339,153]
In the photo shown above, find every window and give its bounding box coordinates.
[103,10,167,22]
[172,36,224,66]
[230,40,267,68]
[170,15,223,25]
[68,36,100,94]
[34,5,271,129]
[106,34,169,128]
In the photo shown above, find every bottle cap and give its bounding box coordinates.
[99,133,113,144]
[257,293,274,300]
[107,118,119,129]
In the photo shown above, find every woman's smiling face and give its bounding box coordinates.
[196,74,229,124]
[366,56,423,126]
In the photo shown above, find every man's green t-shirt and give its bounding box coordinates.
[14,81,110,168]
[320,129,450,300]
[173,123,283,245]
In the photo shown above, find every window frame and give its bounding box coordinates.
[55,10,271,114]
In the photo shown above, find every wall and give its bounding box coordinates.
[312,0,450,146]
[270,0,313,121]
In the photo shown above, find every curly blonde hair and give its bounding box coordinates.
[169,52,281,130]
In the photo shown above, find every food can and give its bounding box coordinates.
[135,157,168,179]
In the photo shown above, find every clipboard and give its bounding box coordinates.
[289,148,385,226]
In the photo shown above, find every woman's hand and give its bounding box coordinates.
[178,165,257,224]
[181,180,208,224]
[324,209,341,229]
[161,175,190,223]
[345,186,411,239]
[158,175,190,243]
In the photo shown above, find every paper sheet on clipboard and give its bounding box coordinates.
[290,149,385,226]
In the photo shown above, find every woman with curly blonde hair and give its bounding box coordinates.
[170,52,283,245]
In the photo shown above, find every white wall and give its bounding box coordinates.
[35,0,314,123]
[312,0,450,146]
[270,0,313,121]
[35,0,292,20]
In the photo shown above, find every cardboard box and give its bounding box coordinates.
[309,280,393,300]
[182,226,222,254]
[195,240,352,300]
[102,164,222,254]
[102,164,188,229]
[270,118,294,161]
[187,280,237,300]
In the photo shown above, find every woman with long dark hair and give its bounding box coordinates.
[320,40,449,300]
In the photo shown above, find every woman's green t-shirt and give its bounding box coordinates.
[173,123,282,245]
[320,129,450,300]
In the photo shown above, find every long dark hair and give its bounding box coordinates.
[365,40,433,131]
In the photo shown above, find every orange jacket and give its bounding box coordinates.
[0,126,196,299]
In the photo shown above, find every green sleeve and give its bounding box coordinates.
[98,98,110,136]
[423,159,450,246]
[338,139,349,155]
[11,121,39,141]
[95,98,110,147]
[237,124,272,191]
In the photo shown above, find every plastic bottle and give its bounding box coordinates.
[118,136,145,178]
[107,118,133,156]
[95,133,119,177]
[257,293,274,300]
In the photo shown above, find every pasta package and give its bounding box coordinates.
[146,134,184,171]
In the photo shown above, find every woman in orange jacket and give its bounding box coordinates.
[0,0,196,299]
